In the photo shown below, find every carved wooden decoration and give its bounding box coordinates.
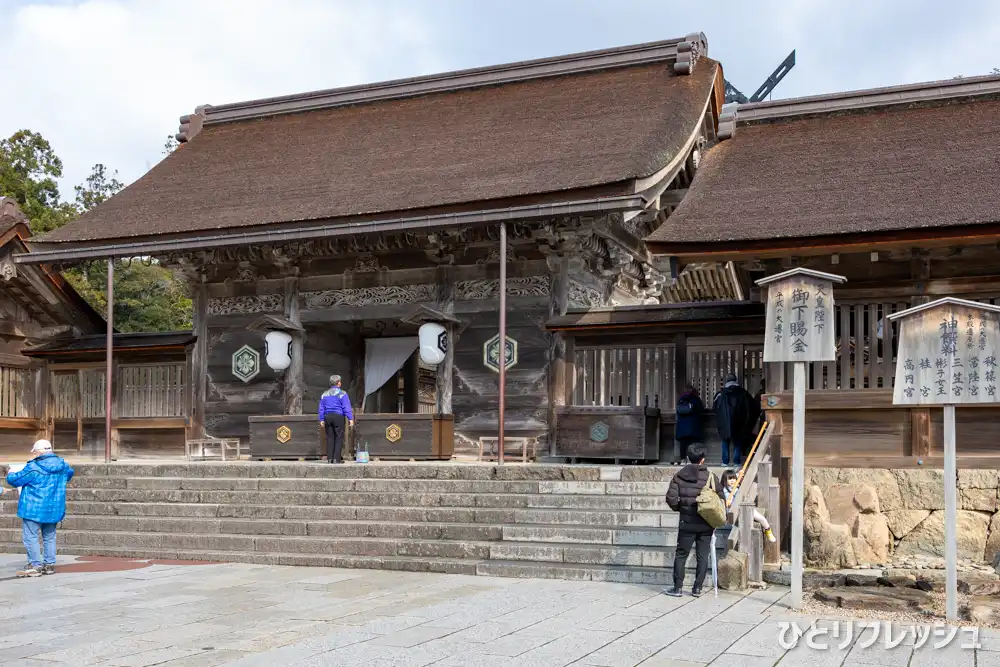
[209,295,282,316]
[456,277,548,300]
[300,285,434,309]
[568,281,604,309]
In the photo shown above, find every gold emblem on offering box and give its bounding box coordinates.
[276,425,292,444]
[386,424,402,443]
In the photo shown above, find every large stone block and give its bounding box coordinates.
[803,484,856,569]
[896,509,990,561]
[986,511,1000,564]
[806,468,903,511]
[717,551,748,590]
[852,513,891,564]
[961,488,999,512]
[884,510,932,540]
[959,469,1000,489]
[892,469,945,510]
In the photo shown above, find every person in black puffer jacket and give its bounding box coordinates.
[664,444,722,597]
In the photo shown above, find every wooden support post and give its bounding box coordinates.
[546,254,569,457]
[944,403,958,621]
[105,259,114,463]
[739,502,755,581]
[790,360,806,609]
[76,368,84,452]
[498,222,507,464]
[766,481,781,565]
[910,407,931,458]
[191,275,208,438]
[283,275,304,415]
[435,266,455,415]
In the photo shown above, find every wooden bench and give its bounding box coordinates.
[477,436,537,463]
[185,437,243,461]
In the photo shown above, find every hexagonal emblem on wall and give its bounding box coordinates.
[386,423,402,443]
[590,421,610,443]
[437,330,449,354]
[483,333,518,373]
[276,425,292,444]
[232,344,260,383]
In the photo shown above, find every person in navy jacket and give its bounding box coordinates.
[319,375,354,463]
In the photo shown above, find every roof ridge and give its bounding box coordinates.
[737,73,1000,123]
[177,33,708,139]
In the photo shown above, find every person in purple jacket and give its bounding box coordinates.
[319,375,354,463]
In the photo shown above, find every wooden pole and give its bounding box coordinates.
[944,403,958,621]
[790,360,806,609]
[105,259,114,463]
[498,222,507,465]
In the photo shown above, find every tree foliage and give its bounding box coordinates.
[0,129,192,332]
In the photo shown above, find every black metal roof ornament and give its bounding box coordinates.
[725,50,796,104]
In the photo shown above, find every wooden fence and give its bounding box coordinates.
[572,344,676,409]
[49,362,187,420]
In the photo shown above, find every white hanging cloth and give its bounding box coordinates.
[363,337,419,398]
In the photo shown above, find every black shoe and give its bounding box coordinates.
[664,587,683,597]
[42,564,55,575]
[691,588,703,597]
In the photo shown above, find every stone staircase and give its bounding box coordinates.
[0,462,698,585]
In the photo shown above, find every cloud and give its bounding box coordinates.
[3,0,999,195]
[1,0,444,190]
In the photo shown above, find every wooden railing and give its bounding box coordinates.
[727,421,780,583]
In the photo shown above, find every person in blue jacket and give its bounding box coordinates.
[5,439,74,577]
[319,375,354,463]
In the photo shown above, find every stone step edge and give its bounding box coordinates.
[57,490,669,501]
[0,502,676,517]
[0,517,679,536]
[477,560,684,584]
[0,543,480,575]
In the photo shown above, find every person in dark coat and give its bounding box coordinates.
[674,385,704,464]
[664,444,721,597]
[712,373,755,466]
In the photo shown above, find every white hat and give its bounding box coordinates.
[31,439,52,454]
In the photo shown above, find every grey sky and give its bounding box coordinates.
[3,0,998,192]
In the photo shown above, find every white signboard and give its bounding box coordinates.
[758,269,845,363]
[890,300,1000,405]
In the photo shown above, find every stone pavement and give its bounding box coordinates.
[0,554,995,666]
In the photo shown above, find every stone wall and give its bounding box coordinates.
[803,468,1000,569]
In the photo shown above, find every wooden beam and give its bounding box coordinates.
[0,417,42,430]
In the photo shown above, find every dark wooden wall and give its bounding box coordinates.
[452,304,550,443]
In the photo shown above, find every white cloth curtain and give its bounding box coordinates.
[364,337,419,397]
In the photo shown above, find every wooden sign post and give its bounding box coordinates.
[755,268,846,610]
[887,297,1000,621]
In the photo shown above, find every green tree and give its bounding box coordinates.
[163,134,179,156]
[64,162,192,332]
[0,130,77,233]
[0,129,191,332]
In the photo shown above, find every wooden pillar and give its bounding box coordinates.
[435,265,455,415]
[910,249,931,307]
[191,275,208,438]
[76,369,84,452]
[283,275,304,415]
[403,352,419,413]
[910,407,932,458]
[546,254,570,457]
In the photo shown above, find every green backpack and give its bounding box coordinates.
[696,472,727,528]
